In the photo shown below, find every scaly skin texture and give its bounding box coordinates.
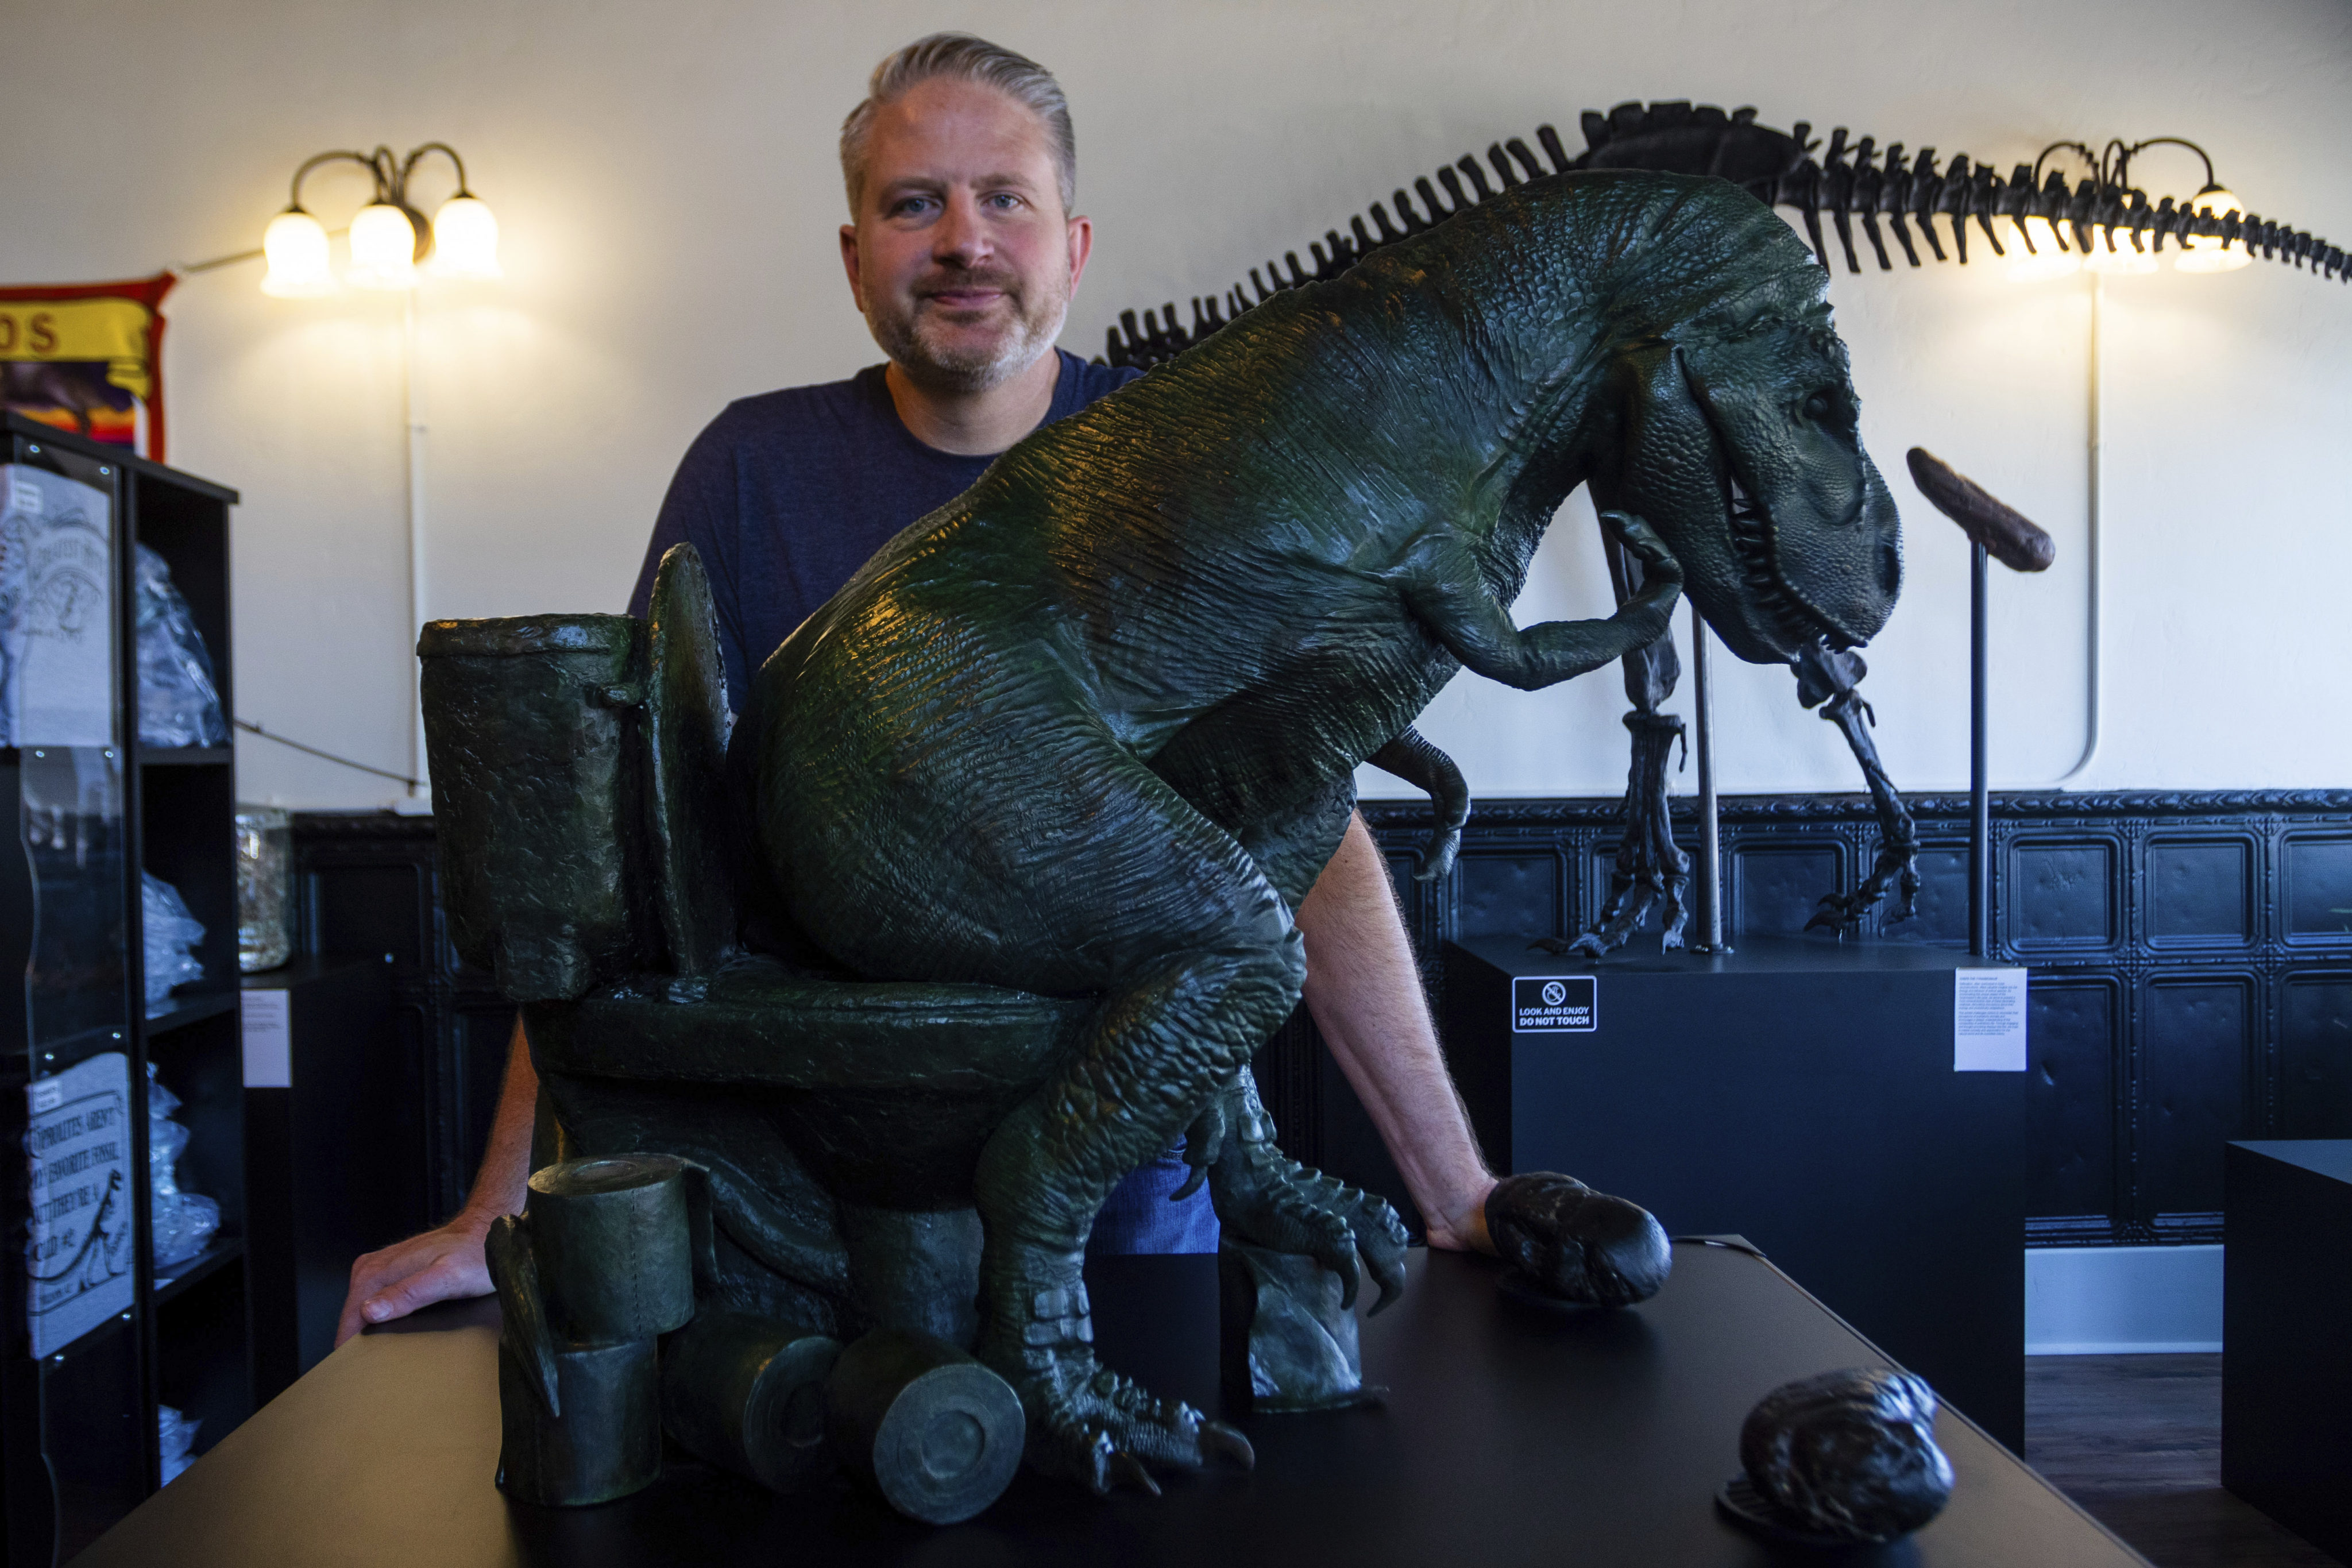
[754,170,1901,1488]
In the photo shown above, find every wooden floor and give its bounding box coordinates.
[2025,1355,2340,1567]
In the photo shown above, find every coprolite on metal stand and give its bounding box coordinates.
[1906,447,2060,960]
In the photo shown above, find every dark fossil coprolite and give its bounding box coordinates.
[1906,447,2057,574]
[1721,1366,1956,1544]
[1485,1172,1673,1307]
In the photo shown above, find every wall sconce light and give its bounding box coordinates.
[260,143,500,298]
[2176,186,2254,273]
[2010,137,2243,280]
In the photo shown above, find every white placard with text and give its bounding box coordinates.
[1954,968,2029,1072]
[242,989,290,1088]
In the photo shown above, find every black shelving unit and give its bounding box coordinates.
[0,412,243,1566]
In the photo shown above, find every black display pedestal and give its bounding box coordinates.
[242,956,403,1403]
[2222,1139,2352,1561]
[1441,934,2026,1450]
[74,1243,2142,1567]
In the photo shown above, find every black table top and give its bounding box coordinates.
[2230,1138,2352,1184]
[78,1243,2145,1567]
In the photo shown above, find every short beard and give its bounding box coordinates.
[866,269,1071,395]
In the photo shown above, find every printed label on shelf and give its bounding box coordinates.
[242,988,291,1088]
[1512,975,1598,1034]
[1,464,117,748]
[24,1052,134,1356]
[1954,968,2029,1072]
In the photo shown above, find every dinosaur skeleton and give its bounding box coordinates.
[1098,101,2341,947]
[1105,102,2345,372]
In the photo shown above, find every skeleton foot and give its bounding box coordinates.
[1191,1071,1409,1312]
[1538,711,1689,957]
[1806,836,1922,933]
[982,1250,1253,1494]
[1485,1172,1671,1306]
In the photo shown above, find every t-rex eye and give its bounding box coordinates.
[1803,391,1835,421]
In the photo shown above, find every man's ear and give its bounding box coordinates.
[1065,214,1094,294]
[839,222,867,314]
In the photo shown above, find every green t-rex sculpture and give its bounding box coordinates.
[424,165,1902,1513]
[748,167,1899,1484]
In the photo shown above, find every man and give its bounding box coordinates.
[338,33,1499,1343]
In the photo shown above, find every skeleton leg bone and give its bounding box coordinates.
[1538,536,1690,957]
[1794,639,1921,932]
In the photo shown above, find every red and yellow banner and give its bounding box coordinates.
[0,274,175,460]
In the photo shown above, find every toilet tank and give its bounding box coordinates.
[417,615,652,1002]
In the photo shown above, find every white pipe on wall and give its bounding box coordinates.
[2052,273,2104,788]
[402,291,429,800]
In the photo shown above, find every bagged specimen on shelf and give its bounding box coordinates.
[147,1064,220,1269]
[235,805,293,972]
[142,869,204,1005]
[157,1403,202,1484]
[135,543,226,747]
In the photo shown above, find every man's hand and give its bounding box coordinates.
[334,1212,495,1346]
[334,1014,540,1347]
[1421,1180,1497,1254]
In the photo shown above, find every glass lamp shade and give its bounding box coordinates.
[259,209,337,297]
[346,202,420,289]
[2176,186,2254,273]
[2083,225,2157,275]
[2006,216,2080,280]
[428,194,503,278]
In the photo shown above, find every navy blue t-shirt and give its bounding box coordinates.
[628,349,1137,704]
[627,349,1218,1257]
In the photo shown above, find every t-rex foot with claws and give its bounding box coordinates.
[1184,1068,1411,1312]
[981,1247,1254,1494]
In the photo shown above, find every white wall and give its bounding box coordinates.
[2,0,2345,808]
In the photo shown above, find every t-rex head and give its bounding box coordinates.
[1581,180,1901,663]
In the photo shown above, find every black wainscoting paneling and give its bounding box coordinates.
[2145,836,2255,948]
[2010,837,2120,952]
[2024,975,2123,1225]
[2281,833,2352,946]
[295,791,2352,1250]
[2280,972,2352,1136]
[2140,974,2258,1221]
[1889,842,1971,947]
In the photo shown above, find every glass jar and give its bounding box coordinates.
[235,805,293,972]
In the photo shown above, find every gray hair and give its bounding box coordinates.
[839,33,1077,217]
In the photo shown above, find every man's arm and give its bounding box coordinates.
[332,1015,538,1345]
[1294,811,1495,1252]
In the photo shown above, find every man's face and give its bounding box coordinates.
[840,76,1092,393]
